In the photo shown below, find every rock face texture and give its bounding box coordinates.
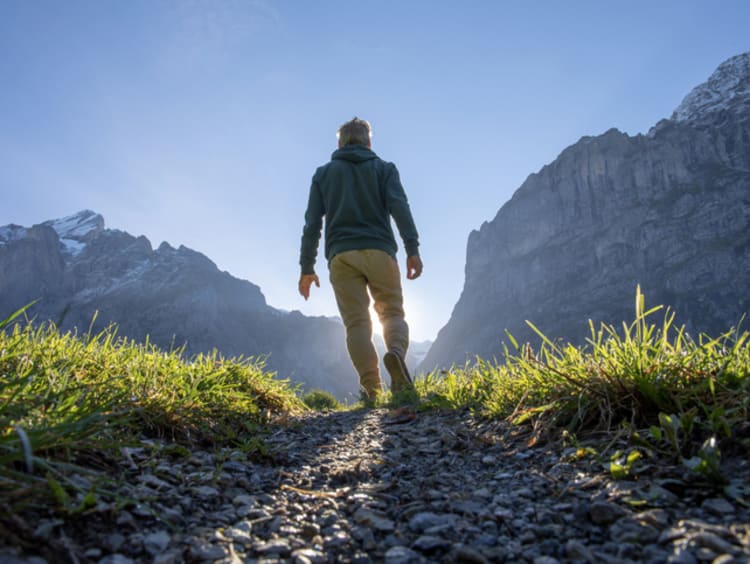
[423,52,750,369]
[0,211,359,398]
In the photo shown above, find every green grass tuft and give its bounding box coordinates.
[0,312,303,514]
[413,286,749,469]
[302,389,342,411]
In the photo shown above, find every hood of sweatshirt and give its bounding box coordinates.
[331,144,378,164]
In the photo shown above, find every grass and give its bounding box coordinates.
[2,287,749,541]
[412,287,749,482]
[0,307,303,522]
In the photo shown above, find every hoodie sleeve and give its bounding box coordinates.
[299,177,325,274]
[384,164,420,257]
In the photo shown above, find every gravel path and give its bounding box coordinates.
[2,408,749,563]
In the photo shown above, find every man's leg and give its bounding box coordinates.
[365,250,409,358]
[329,251,382,399]
[363,250,414,393]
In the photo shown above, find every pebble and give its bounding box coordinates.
[384,546,421,563]
[408,512,456,533]
[589,500,627,525]
[143,530,170,556]
[412,535,450,553]
[701,497,735,517]
[2,409,748,563]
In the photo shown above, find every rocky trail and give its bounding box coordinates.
[2,408,749,564]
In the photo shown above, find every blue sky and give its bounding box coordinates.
[1,1,748,341]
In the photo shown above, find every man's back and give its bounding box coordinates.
[301,144,419,275]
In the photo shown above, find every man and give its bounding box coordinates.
[298,117,423,401]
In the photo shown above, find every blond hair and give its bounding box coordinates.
[337,117,371,147]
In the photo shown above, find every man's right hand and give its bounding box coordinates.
[406,255,423,280]
[298,273,320,300]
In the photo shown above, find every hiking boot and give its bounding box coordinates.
[384,351,415,393]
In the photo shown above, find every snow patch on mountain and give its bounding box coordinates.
[60,238,86,256]
[0,225,27,246]
[43,210,104,241]
[672,52,750,122]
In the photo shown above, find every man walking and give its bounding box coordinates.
[298,117,422,401]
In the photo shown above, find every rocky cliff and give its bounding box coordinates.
[422,52,750,369]
[0,211,362,398]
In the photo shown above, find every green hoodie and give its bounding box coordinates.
[299,145,420,275]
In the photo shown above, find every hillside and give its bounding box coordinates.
[423,52,750,369]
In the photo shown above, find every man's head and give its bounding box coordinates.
[337,117,371,148]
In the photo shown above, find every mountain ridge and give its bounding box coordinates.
[421,51,750,370]
[0,210,430,400]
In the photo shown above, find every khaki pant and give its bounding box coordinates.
[329,249,409,398]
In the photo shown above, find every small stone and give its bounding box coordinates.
[257,493,275,505]
[451,500,485,515]
[412,535,451,553]
[352,526,377,550]
[565,539,594,561]
[514,487,533,498]
[301,522,321,539]
[138,474,171,489]
[689,532,737,555]
[84,548,103,559]
[222,460,247,473]
[153,551,181,564]
[637,508,670,529]
[482,455,497,465]
[642,545,670,563]
[324,531,350,549]
[256,538,292,556]
[694,547,718,561]
[33,519,64,541]
[353,507,395,532]
[408,512,456,533]
[610,518,659,544]
[660,525,688,544]
[385,546,421,564]
[104,533,126,552]
[533,558,560,564]
[493,507,513,520]
[115,511,136,527]
[647,484,680,503]
[472,487,491,499]
[292,548,327,564]
[188,543,229,560]
[193,485,219,498]
[701,498,735,517]
[232,494,257,506]
[132,503,152,517]
[225,521,253,544]
[98,556,135,564]
[666,548,698,564]
[589,500,627,525]
[143,530,170,556]
[450,544,489,563]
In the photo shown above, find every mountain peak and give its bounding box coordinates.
[671,51,750,123]
[42,210,105,241]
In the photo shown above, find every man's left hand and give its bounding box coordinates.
[299,273,320,300]
[406,255,423,280]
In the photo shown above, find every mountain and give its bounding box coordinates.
[0,212,354,397]
[422,52,750,370]
[0,211,427,400]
